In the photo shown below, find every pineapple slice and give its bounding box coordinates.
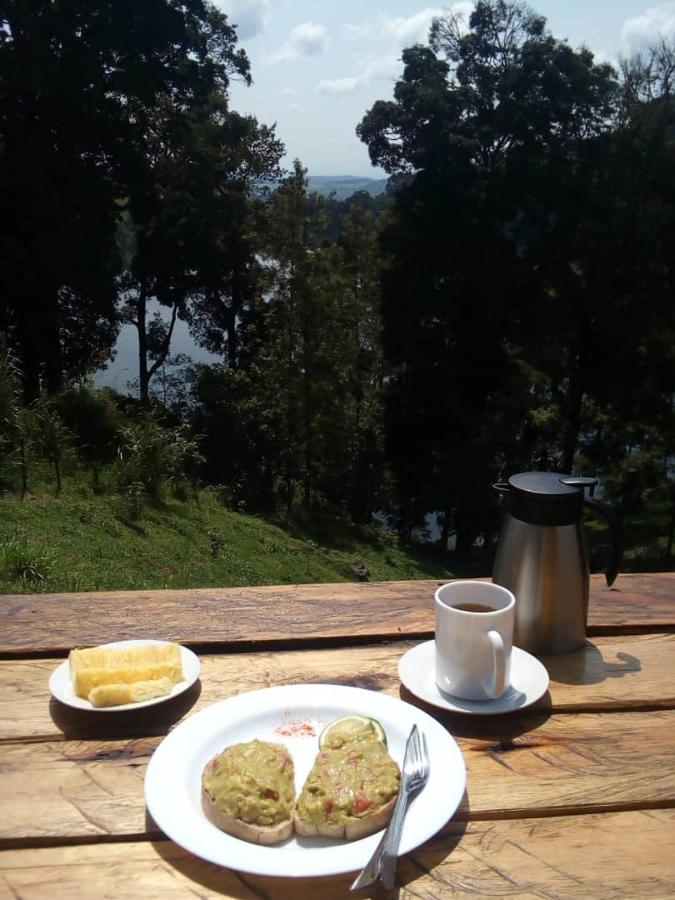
[68,643,184,700]
[89,677,175,707]
[69,642,181,677]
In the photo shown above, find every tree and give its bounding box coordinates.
[120,91,283,404]
[0,0,258,399]
[357,0,620,548]
[330,202,386,523]
[191,171,387,523]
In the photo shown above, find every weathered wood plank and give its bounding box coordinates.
[2,633,675,742]
[1,573,673,654]
[2,809,675,898]
[2,710,675,843]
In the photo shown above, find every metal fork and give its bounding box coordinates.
[350,724,430,891]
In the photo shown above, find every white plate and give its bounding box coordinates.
[49,639,200,711]
[399,641,550,715]
[144,683,466,878]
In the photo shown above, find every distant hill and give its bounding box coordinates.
[308,175,388,199]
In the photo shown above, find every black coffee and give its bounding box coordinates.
[452,602,493,613]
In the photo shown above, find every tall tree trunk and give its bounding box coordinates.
[439,509,451,552]
[666,491,675,559]
[135,287,179,407]
[137,289,150,406]
[227,267,241,368]
[561,363,585,473]
[43,303,63,395]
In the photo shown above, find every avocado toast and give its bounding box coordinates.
[294,716,401,840]
[202,739,295,844]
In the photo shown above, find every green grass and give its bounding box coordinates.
[0,482,459,594]
[1,470,669,594]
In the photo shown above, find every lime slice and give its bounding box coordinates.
[318,715,387,749]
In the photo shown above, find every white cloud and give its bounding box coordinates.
[316,55,401,95]
[268,21,327,63]
[344,22,372,40]
[291,22,327,56]
[317,76,360,95]
[281,87,297,96]
[360,55,402,81]
[323,4,473,96]
[622,4,675,53]
[216,0,269,40]
[345,4,472,47]
[380,7,445,45]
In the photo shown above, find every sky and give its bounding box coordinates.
[217,0,675,176]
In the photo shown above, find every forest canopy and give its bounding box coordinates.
[1,0,673,562]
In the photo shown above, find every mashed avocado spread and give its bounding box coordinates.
[297,720,400,826]
[202,739,294,826]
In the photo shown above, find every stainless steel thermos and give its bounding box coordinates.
[492,472,622,654]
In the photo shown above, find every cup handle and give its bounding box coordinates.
[487,630,506,698]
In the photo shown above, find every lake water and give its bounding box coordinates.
[94,304,218,393]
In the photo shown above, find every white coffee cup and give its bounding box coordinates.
[435,581,515,700]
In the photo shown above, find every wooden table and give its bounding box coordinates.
[1,572,674,898]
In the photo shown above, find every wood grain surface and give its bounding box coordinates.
[2,575,674,898]
[1,572,673,654]
[2,809,675,898]
[1,632,674,742]
[2,709,675,843]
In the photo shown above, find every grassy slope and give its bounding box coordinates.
[1,474,669,594]
[0,485,459,594]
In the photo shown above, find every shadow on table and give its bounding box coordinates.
[150,812,468,899]
[539,641,641,686]
[398,683,553,741]
[48,678,202,738]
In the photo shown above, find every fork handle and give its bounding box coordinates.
[378,788,412,889]
[349,784,409,891]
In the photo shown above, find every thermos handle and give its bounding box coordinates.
[560,478,623,587]
[583,497,623,587]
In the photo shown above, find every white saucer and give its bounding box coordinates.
[398,640,550,715]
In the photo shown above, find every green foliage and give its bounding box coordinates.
[193,164,387,523]
[54,384,122,486]
[357,0,674,548]
[0,0,672,573]
[0,533,52,585]
[114,416,203,505]
[0,342,23,491]
[0,488,458,594]
[0,0,280,400]
[24,398,75,495]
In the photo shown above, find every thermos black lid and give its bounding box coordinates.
[504,472,598,526]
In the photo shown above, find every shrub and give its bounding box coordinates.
[115,415,203,502]
[54,384,122,486]
[0,343,23,492]
[24,399,74,494]
[0,534,52,584]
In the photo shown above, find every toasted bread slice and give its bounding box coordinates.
[202,787,293,844]
[201,740,295,845]
[294,738,400,841]
[294,792,397,840]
